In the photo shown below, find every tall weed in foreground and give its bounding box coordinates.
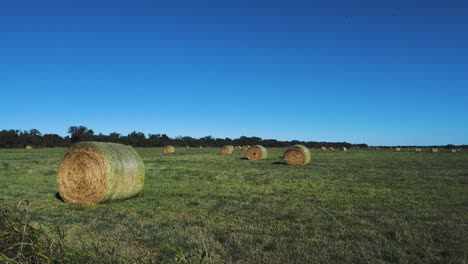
[0,201,113,263]
[0,201,68,263]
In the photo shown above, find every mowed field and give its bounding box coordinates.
[1,147,467,263]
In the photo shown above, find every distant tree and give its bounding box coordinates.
[19,129,43,147]
[0,129,20,148]
[262,139,279,147]
[236,136,262,146]
[148,134,171,147]
[125,131,147,147]
[108,132,121,143]
[199,136,215,147]
[68,126,95,143]
[93,133,109,142]
[174,136,197,147]
[43,134,65,147]
[0,126,371,149]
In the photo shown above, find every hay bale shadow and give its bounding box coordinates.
[272,161,287,165]
[239,157,249,160]
[54,193,64,202]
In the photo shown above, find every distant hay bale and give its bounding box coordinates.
[328,147,334,151]
[415,148,422,152]
[321,146,327,151]
[342,146,347,151]
[163,145,175,154]
[185,146,190,149]
[57,142,145,204]
[25,145,33,149]
[395,147,401,152]
[220,145,234,155]
[246,145,268,160]
[431,148,439,153]
[457,148,462,152]
[284,145,311,165]
[242,145,251,151]
[450,149,457,153]
[199,146,203,148]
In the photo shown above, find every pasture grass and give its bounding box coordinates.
[0,147,467,263]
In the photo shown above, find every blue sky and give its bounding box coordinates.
[1,1,467,146]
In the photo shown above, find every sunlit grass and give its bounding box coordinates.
[0,147,467,263]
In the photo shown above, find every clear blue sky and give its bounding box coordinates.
[1,1,467,146]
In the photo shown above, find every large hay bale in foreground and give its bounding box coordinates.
[163,145,175,154]
[220,145,234,155]
[284,145,310,165]
[246,145,268,160]
[57,142,145,204]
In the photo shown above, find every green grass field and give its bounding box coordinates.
[1,147,467,263]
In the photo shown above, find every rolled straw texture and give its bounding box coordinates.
[163,145,175,154]
[57,142,145,204]
[246,145,268,160]
[220,145,234,155]
[284,145,311,165]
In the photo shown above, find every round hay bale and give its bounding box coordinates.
[163,145,175,154]
[242,145,251,151]
[328,147,334,151]
[186,146,190,149]
[246,145,268,160]
[415,148,422,152]
[284,145,310,165]
[320,146,327,151]
[395,147,401,152]
[220,145,234,155]
[57,142,145,204]
[450,149,457,153]
[25,145,33,149]
[342,146,347,151]
[431,148,439,153]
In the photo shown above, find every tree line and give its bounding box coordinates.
[0,126,367,149]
